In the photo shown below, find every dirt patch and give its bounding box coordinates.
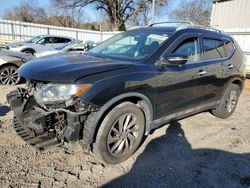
[0,84,249,188]
[244,79,250,89]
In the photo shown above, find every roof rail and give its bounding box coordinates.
[176,24,222,33]
[148,21,194,27]
[148,21,223,33]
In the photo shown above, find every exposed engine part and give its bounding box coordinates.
[53,111,67,138]
[7,86,95,150]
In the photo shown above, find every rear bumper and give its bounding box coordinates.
[7,88,87,150]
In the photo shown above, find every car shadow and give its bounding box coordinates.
[0,105,11,116]
[104,121,250,188]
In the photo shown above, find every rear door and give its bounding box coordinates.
[154,33,206,119]
[198,35,232,103]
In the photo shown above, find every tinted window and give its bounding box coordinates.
[54,37,68,43]
[65,38,72,42]
[202,38,226,60]
[225,39,235,56]
[43,37,54,44]
[172,37,201,62]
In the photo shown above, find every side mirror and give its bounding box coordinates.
[36,40,45,45]
[160,55,188,66]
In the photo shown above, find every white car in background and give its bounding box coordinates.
[6,35,75,55]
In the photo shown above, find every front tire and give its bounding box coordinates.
[94,102,145,164]
[211,84,240,119]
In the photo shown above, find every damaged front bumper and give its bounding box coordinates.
[7,87,93,150]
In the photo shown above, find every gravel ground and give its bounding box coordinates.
[0,83,249,188]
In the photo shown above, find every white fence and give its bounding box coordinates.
[225,29,250,65]
[0,19,119,43]
[0,19,249,64]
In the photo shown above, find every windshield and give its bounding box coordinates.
[87,31,169,60]
[26,36,43,43]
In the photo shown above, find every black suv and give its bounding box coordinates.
[7,22,246,164]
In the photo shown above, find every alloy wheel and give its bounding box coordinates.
[0,66,20,85]
[107,113,139,157]
[225,90,237,113]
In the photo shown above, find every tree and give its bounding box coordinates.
[3,0,94,29]
[171,0,212,26]
[53,0,170,31]
[46,1,82,28]
[128,0,170,26]
[4,1,48,24]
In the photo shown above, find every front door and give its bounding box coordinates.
[154,34,205,119]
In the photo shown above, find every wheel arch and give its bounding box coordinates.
[84,92,154,147]
[0,62,20,70]
[231,77,243,91]
[219,76,243,98]
[21,48,36,54]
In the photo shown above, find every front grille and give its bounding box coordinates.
[13,116,61,149]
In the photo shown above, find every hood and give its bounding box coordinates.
[36,50,60,58]
[0,49,34,61]
[7,41,25,48]
[18,53,132,83]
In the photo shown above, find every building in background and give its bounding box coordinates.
[211,0,250,74]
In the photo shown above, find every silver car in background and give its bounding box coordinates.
[36,40,98,57]
[36,41,85,57]
[6,35,75,55]
[0,49,34,85]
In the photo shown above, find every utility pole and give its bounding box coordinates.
[151,0,156,24]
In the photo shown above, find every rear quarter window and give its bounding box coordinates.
[65,38,72,43]
[224,39,235,56]
[202,38,226,60]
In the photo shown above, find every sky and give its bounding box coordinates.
[0,0,183,22]
[0,0,50,17]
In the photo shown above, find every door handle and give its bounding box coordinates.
[228,64,234,69]
[197,70,207,76]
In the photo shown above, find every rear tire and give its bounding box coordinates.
[211,84,240,119]
[0,65,21,85]
[94,102,145,164]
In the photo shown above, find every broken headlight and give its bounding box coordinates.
[34,83,91,106]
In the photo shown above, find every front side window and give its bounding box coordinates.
[46,37,55,44]
[37,38,45,44]
[202,38,226,60]
[171,37,201,62]
[87,31,169,60]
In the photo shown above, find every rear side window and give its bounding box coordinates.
[202,38,226,60]
[54,37,68,43]
[225,39,235,56]
[65,38,72,43]
[172,37,201,62]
